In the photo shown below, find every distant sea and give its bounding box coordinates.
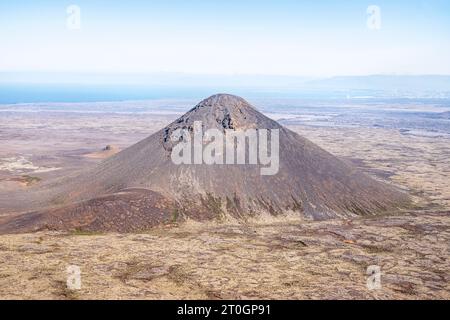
[1,83,450,105]
[0,84,215,104]
[0,83,408,104]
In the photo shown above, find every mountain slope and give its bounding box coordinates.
[0,94,410,233]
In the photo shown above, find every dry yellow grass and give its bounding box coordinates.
[0,211,448,299]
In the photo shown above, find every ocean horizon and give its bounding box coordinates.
[2,83,450,105]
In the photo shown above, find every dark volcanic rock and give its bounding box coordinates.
[0,94,411,233]
[0,189,175,233]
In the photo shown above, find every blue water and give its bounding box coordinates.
[0,84,215,104]
[0,84,393,104]
[2,83,450,106]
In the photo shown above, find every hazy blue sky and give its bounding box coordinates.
[1,0,449,76]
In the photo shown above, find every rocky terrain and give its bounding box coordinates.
[0,95,410,233]
[0,210,448,299]
[0,96,448,299]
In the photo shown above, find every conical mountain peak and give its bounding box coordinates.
[0,94,411,233]
[196,93,254,110]
[166,93,280,135]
